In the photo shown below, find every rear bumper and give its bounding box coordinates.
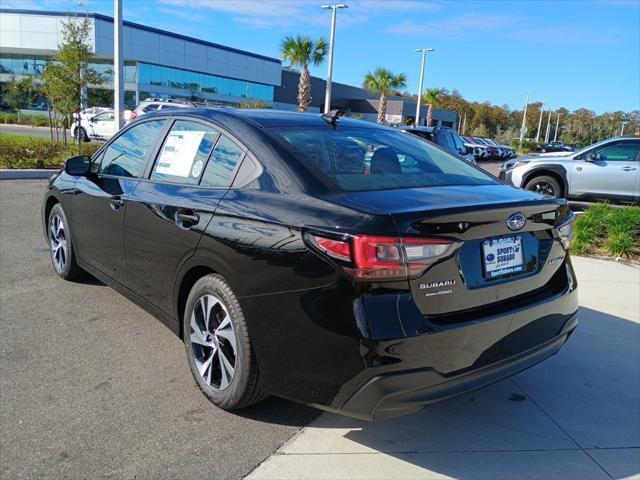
[334,313,577,420]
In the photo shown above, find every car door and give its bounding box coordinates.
[71,118,169,284]
[570,140,640,201]
[124,119,246,315]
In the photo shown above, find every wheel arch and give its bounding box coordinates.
[175,264,217,339]
[522,165,568,197]
[43,194,61,240]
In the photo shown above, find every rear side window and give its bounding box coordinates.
[150,120,220,185]
[200,136,245,188]
[591,141,640,162]
[100,119,167,178]
[266,126,496,192]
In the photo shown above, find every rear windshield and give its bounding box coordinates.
[266,126,497,192]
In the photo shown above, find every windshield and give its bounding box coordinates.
[266,126,497,192]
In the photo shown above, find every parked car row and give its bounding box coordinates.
[501,135,640,203]
[401,126,476,164]
[536,141,576,153]
[462,136,517,160]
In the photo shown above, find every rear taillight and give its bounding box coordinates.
[307,233,458,281]
[556,212,575,249]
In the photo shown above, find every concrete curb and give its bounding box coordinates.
[0,169,58,180]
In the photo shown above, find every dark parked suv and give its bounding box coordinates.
[43,109,578,420]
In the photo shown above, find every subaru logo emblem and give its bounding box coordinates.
[506,213,526,231]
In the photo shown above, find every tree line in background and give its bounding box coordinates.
[400,87,639,148]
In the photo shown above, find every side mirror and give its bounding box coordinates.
[64,155,92,176]
[466,146,475,155]
[90,117,97,123]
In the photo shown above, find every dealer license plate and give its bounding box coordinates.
[482,235,524,278]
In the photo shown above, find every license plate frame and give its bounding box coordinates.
[482,235,524,279]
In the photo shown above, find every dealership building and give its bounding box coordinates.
[0,8,457,127]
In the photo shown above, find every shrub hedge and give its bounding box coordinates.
[0,134,101,169]
[0,112,52,127]
[572,203,640,259]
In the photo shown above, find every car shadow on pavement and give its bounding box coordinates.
[238,396,320,427]
[290,306,639,479]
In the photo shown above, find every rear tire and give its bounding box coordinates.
[184,274,268,410]
[524,175,562,198]
[74,127,89,142]
[48,203,85,280]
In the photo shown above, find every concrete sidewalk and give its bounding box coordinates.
[247,257,640,480]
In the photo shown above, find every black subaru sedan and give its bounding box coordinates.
[42,109,578,420]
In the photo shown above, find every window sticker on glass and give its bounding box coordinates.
[156,130,206,178]
[191,160,204,177]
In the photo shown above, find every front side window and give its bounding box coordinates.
[93,111,114,122]
[200,136,245,188]
[151,121,220,185]
[266,126,496,192]
[590,141,640,162]
[100,120,166,178]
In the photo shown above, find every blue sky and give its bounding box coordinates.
[6,0,639,113]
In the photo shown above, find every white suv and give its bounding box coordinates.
[501,136,640,203]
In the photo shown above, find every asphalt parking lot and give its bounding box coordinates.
[0,180,317,480]
[1,180,638,480]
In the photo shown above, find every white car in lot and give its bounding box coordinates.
[72,109,135,142]
[76,106,109,121]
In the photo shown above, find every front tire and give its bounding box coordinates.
[74,127,89,142]
[48,203,84,280]
[524,175,562,198]
[184,274,268,410]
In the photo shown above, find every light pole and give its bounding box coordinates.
[554,113,560,142]
[414,48,434,127]
[544,109,552,143]
[322,3,348,114]
[620,121,626,136]
[114,0,124,129]
[519,90,533,148]
[535,100,545,142]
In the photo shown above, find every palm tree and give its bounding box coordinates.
[423,88,441,126]
[363,68,407,124]
[422,88,441,107]
[280,35,327,112]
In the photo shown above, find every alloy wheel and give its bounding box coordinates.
[49,214,68,272]
[530,181,556,197]
[190,294,237,390]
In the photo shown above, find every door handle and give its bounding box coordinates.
[621,166,636,171]
[109,196,125,211]
[175,210,200,228]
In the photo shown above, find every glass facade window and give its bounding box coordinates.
[0,54,137,83]
[138,62,273,101]
[0,54,48,75]
[1,55,272,102]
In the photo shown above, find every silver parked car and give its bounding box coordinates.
[500,136,640,203]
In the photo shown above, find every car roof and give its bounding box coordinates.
[402,126,435,133]
[141,107,387,129]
